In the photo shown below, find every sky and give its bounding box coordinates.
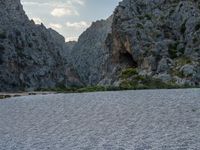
[21,0,121,41]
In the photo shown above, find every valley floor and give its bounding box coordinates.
[0,89,200,149]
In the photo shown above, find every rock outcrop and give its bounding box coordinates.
[1,0,199,91]
[69,16,113,85]
[68,0,200,87]
[0,0,81,91]
[108,0,200,86]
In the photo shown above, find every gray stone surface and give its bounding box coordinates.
[1,0,200,91]
[69,16,113,85]
[67,0,200,86]
[109,0,200,86]
[0,0,81,92]
[0,89,200,149]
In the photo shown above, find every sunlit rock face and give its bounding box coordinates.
[1,0,199,91]
[109,0,200,86]
[0,0,81,91]
[68,0,200,86]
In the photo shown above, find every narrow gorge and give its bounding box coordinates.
[0,0,200,92]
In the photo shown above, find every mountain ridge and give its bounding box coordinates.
[0,0,199,92]
[0,0,82,91]
[72,0,200,87]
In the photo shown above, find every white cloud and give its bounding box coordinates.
[51,8,68,17]
[73,0,85,6]
[22,1,82,18]
[31,17,42,24]
[49,23,63,29]
[65,36,79,42]
[22,1,83,17]
[22,1,85,7]
[66,21,91,29]
[51,7,79,17]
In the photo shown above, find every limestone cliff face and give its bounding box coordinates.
[68,0,200,86]
[0,0,81,91]
[1,0,200,91]
[69,17,113,85]
[109,0,200,85]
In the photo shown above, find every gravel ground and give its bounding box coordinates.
[0,89,200,150]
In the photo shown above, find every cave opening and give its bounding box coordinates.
[119,51,137,68]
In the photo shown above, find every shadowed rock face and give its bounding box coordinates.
[1,0,199,91]
[69,16,113,85]
[68,0,200,86]
[0,0,81,91]
[109,0,200,85]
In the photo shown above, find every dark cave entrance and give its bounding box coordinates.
[119,51,137,68]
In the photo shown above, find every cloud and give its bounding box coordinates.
[22,0,84,17]
[31,17,42,24]
[49,23,63,29]
[66,21,91,29]
[51,8,70,17]
[51,7,79,17]
[65,36,79,42]
[73,0,85,6]
[22,1,85,7]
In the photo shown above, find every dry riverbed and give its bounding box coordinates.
[0,89,199,149]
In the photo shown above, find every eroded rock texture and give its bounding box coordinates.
[110,0,200,85]
[1,0,200,91]
[0,0,81,91]
[69,16,113,85]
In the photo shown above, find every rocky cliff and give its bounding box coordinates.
[105,0,200,86]
[1,0,199,91]
[67,0,200,87]
[69,17,113,85]
[0,0,81,91]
